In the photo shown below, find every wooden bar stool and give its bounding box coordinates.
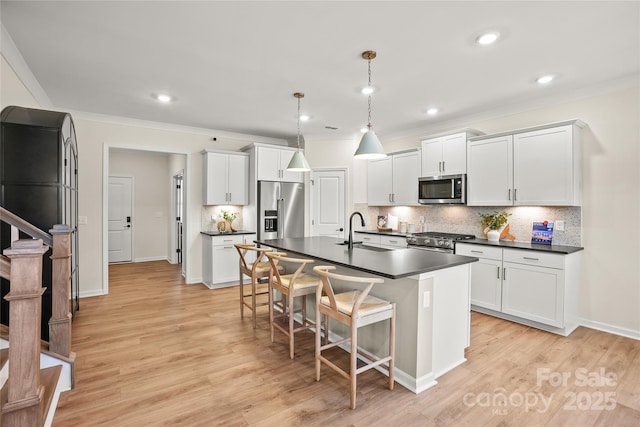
[265,252,322,359]
[313,265,395,409]
[234,243,284,328]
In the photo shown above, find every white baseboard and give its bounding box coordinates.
[79,289,106,298]
[579,318,640,341]
[133,256,169,263]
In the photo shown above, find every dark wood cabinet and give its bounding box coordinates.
[1,106,79,341]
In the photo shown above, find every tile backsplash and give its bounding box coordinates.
[201,205,245,232]
[355,204,581,246]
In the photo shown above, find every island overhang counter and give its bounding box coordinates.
[256,236,478,394]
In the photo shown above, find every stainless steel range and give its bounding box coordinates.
[406,232,476,253]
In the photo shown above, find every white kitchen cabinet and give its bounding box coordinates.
[256,146,303,183]
[367,158,393,206]
[202,233,256,289]
[421,132,469,176]
[513,125,581,206]
[467,120,583,206]
[353,232,407,249]
[456,245,503,311]
[202,150,249,205]
[455,243,581,336]
[467,135,513,206]
[367,149,421,206]
[379,235,407,248]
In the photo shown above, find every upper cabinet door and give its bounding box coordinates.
[227,154,249,205]
[256,146,282,181]
[367,157,393,206]
[392,151,421,205]
[441,132,467,175]
[203,152,229,205]
[280,149,303,183]
[513,125,578,206]
[256,146,303,183]
[420,137,442,176]
[467,135,513,206]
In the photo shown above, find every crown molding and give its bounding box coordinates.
[1,23,52,108]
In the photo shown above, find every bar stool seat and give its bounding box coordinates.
[313,265,395,409]
[266,252,321,359]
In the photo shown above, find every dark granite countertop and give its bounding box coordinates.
[355,229,583,254]
[456,239,584,254]
[200,230,256,236]
[255,236,478,280]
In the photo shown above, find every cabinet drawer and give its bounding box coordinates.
[354,233,381,245]
[380,235,406,247]
[456,244,502,260]
[503,248,564,269]
[212,234,244,247]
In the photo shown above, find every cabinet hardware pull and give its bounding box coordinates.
[442,161,445,173]
[523,256,539,261]
[508,189,511,200]
[389,240,397,243]
[223,246,233,249]
[503,267,506,280]
[514,188,517,201]
[497,266,500,279]
[471,250,483,253]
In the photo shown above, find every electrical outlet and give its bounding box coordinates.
[423,291,431,308]
[556,220,565,231]
[78,216,88,225]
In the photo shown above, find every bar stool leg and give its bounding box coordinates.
[350,323,358,409]
[288,291,295,359]
[251,276,257,329]
[239,270,244,319]
[315,311,322,381]
[269,280,275,342]
[389,304,395,390]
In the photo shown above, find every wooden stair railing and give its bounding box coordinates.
[1,239,50,426]
[0,207,72,359]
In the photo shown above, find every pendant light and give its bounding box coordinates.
[354,50,386,159]
[286,92,311,171]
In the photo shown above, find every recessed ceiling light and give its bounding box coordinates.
[361,86,375,95]
[427,108,439,115]
[299,114,310,122]
[156,94,172,103]
[536,75,555,84]
[476,32,499,45]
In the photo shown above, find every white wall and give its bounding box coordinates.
[307,85,640,337]
[0,53,285,296]
[109,149,172,262]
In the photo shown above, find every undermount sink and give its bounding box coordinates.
[335,242,394,252]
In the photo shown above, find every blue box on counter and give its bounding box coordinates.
[531,221,554,245]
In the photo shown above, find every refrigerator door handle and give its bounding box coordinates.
[277,197,284,239]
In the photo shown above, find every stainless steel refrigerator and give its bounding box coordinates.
[257,181,304,240]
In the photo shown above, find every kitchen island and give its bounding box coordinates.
[256,236,478,394]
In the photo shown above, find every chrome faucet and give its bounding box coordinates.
[346,212,365,249]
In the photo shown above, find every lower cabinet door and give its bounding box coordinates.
[502,262,564,327]
[212,245,240,284]
[470,258,503,311]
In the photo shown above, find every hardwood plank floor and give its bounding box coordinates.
[53,261,640,426]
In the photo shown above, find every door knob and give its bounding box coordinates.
[336,228,344,232]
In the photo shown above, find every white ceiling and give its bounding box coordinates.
[1,1,638,144]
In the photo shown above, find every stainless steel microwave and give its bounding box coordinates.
[418,174,466,204]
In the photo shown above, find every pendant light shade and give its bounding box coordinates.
[354,129,386,159]
[287,92,311,172]
[354,50,386,160]
[287,149,311,171]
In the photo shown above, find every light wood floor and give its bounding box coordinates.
[53,261,640,426]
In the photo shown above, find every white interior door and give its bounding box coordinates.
[108,176,133,263]
[311,169,346,238]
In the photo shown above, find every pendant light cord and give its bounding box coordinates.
[297,95,301,149]
[367,57,373,130]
